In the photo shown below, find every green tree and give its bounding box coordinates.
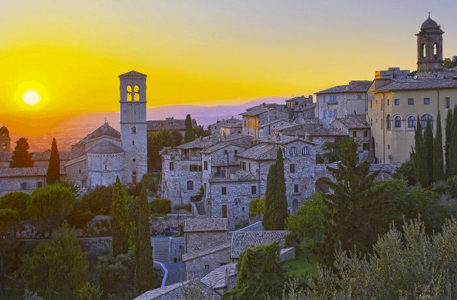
[433,113,445,182]
[80,185,113,215]
[392,160,416,185]
[443,57,457,68]
[449,106,457,177]
[423,119,434,186]
[147,129,182,171]
[10,137,33,168]
[445,108,453,177]
[0,208,19,294]
[20,224,89,299]
[321,137,350,163]
[222,242,286,300]
[321,138,385,264]
[413,116,428,186]
[0,192,30,220]
[135,185,156,292]
[27,184,76,234]
[263,148,288,230]
[193,125,210,138]
[249,198,265,217]
[184,114,195,143]
[95,250,135,297]
[46,138,60,184]
[286,193,327,253]
[111,177,131,257]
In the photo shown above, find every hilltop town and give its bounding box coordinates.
[2,16,457,299]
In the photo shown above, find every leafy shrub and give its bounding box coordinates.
[68,200,94,229]
[0,192,30,220]
[81,185,113,215]
[249,198,265,217]
[150,199,171,215]
[96,250,135,297]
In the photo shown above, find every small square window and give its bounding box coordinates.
[204,161,208,170]
[294,184,299,193]
[251,185,257,195]
[387,99,390,106]
[352,131,357,137]
[394,99,400,106]
[21,182,27,190]
[36,182,43,188]
[187,181,194,191]
[364,130,368,137]
[169,162,174,170]
[222,187,227,195]
[408,98,414,105]
[424,98,430,105]
[290,164,295,173]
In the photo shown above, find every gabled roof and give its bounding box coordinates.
[0,167,47,178]
[87,141,124,154]
[333,115,370,129]
[257,134,314,145]
[373,79,457,92]
[75,123,120,146]
[32,151,72,161]
[315,80,371,94]
[146,118,197,131]
[182,242,230,262]
[176,134,251,150]
[236,143,277,161]
[279,123,347,137]
[201,263,237,289]
[119,70,147,79]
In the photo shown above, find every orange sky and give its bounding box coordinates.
[0,0,457,135]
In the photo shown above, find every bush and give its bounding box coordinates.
[249,198,265,217]
[0,192,30,220]
[68,200,94,229]
[81,185,113,215]
[96,250,135,297]
[150,199,171,215]
[27,184,76,234]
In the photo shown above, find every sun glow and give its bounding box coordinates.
[23,90,41,105]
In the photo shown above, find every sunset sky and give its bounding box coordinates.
[1,0,457,121]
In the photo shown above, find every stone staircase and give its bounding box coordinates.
[153,237,170,262]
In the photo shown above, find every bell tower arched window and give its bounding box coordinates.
[126,85,132,101]
[421,44,426,58]
[134,85,140,101]
[433,43,439,57]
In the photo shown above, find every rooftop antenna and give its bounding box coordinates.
[428,12,431,18]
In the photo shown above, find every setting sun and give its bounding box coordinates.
[22,90,40,106]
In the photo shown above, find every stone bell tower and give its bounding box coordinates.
[417,14,444,73]
[119,71,148,185]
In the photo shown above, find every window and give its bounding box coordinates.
[302,146,309,155]
[334,109,337,117]
[134,85,140,101]
[329,110,332,117]
[222,187,227,195]
[446,97,451,109]
[132,140,135,145]
[424,98,431,105]
[132,158,136,162]
[21,182,27,190]
[205,265,210,270]
[322,96,326,103]
[433,43,438,57]
[294,184,299,193]
[387,99,390,106]
[408,98,414,105]
[222,205,227,218]
[104,164,107,170]
[241,161,246,171]
[394,116,402,128]
[290,147,297,157]
[290,164,295,173]
[408,116,416,128]
[421,114,434,129]
[132,171,137,184]
[357,94,362,100]
[187,181,194,191]
[364,130,368,137]
[251,185,257,195]
[386,114,391,130]
[1,183,6,192]
[131,126,136,134]
[36,182,43,188]
[204,161,208,170]
[169,162,174,170]
[323,110,327,119]
[126,85,132,101]
[394,99,400,106]
[352,131,357,137]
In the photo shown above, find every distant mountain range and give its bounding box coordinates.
[3,97,288,151]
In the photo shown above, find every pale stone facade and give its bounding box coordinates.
[0,167,46,196]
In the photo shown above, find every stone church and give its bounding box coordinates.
[65,71,148,189]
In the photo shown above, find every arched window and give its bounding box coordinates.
[131,126,136,134]
[421,114,433,129]
[126,85,132,101]
[421,43,426,58]
[394,116,402,128]
[386,114,391,130]
[134,85,140,101]
[408,116,416,128]
[433,43,439,57]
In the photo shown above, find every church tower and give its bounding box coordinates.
[119,71,148,185]
[0,126,11,152]
[417,15,444,73]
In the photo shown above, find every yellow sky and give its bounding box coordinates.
[0,0,456,119]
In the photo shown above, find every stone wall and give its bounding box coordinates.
[185,246,231,280]
[185,231,228,253]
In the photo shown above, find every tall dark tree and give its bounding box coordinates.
[46,138,60,184]
[262,148,288,230]
[414,116,428,187]
[433,113,445,182]
[449,106,457,177]
[423,120,434,186]
[135,185,156,292]
[184,114,195,143]
[111,177,130,257]
[321,138,385,265]
[445,108,453,177]
[10,137,33,168]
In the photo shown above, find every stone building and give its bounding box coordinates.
[331,115,371,151]
[147,117,197,136]
[368,16,457,163]
[209,117,242,137]
[0,126,11,152]
[240,103,291,138]
[0,167,47,196]
[65,71,148,188]
[285,95,316,119]
[315,80,372,127]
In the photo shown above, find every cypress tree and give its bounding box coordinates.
[135,185,156,292]
[423,120,434,186]
[111,177,130,257]
[262,148,288,230]
[10,138,33,168]
[414,116,427,187]
[433,113,445,182]
[46,138,60,184]
[445,108,453,177]
[449,106,457,177]
[184,114,195,143]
